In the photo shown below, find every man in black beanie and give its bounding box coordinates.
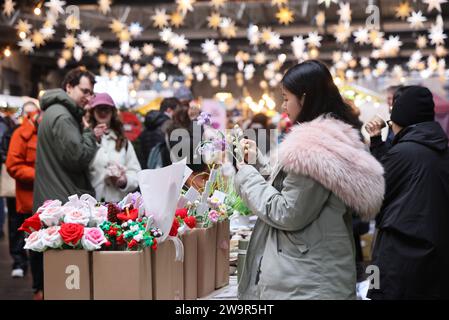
[368,86,449,300]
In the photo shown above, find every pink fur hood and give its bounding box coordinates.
[278,116,385,220]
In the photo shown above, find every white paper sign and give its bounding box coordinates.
[137,159,187,242]
[211,190,227,203]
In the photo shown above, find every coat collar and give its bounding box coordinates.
[278,115,385,220]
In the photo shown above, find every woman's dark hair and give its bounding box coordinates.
[281,60,362,129]
[88,107,127,152]
[167,105,192,134]
[160,97,181,114]
[62,67,96,91]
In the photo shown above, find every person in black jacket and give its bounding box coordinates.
[366,85,404,161]
[137,98,179,169]
[368,86,449,300]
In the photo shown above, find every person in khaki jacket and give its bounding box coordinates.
[234,60,385,300]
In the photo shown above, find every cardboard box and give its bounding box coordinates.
[44,250,91,300]
[181,230,198,300]
[196,224,217,298]
[151,239,184,300]
[92,250,152,300]
[215,219,230,289]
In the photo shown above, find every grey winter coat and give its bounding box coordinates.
[234,116,385,300]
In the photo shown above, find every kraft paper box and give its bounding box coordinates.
[196,224,217,298]
[151,240,184,300]
[181,230,198,300]
[215,220,230,289]
[44,250,91,300]
[92,249,152,300]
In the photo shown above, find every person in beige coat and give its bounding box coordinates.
[235,60,385,300]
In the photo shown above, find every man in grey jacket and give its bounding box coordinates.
[33,67,105,212]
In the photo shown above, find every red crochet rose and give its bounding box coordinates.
[117,208,138,221]
[183,216,197,229]
[151,238,158,250]
[18,213,42,234]
[59,223,84,246]
[169,218,180,237]
[175,208,188,219]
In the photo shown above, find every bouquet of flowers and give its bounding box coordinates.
[19,193,162,252]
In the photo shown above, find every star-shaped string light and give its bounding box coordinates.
[334,22,351,43]
[220,17,237,38]
[407,11,427,29]
[98,0,112,14]
[44,0,66,16]
[32,30,45,48]
[395,2,412,20]
[63,33,77,48]
[429,23,447,46]
[176,0,195,15]
[315,11,325,27]
[217,41,229,53]
[307,31,323,48]
[423,0,447,13]
[207,12,221,29]
[337,2,351,22]
[143,43,155,56]
[170,11,185,27]
[353,27,370,45]
[291,36,306,58]
[210,0,226,9]
[417,35,428,48]
[129,22,143,38]
[152,8,170,29]
[276,6,294,25]
[254,52,267,65]
[18,38,35,54]
[3,0,16,17]
[109,19,124,34]
[15,19,32,35]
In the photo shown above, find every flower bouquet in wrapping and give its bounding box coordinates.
[19,192,162,252]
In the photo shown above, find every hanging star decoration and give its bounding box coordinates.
[271,0,288,7]
[152,8,170,29]
[423,0,447,13]
[315,11,325,27]
[170,11,185,28]
[261,27,274,43]
[109,19,124,34]
[32,30,46,48]
[307,31,323,48]
[176,0,195,15]
[170,33,189,51]
[317,0,338,9]
[83,35,103,55]
[429,22,447,46]
[129,22,143,38]
[395,2,412,20]
[353,27,370,45]
[120,41,130,56]
[254,52,267,65]
[98,0,112,14]
[3,0,15,17]
[247,24,261,45]
[40,25,56,40]
[267,32,283,50]
[159,28,174,43]
[143,43,155,56]
[210,0,226,9]
[207,12,221,29]
[407,11,427,29]
[15,19,32,35]
[78,30,92,44]
[337,2,352,22]
[44,0,66,17]
[18,38,35,53]
[218,41,229,54]
[129,47,142,61]
[360,57,370,68]
[63,33,77,48]
[334,22,351,43]
[291,36,306,58]
[417,35,428,48]
[220,17,237,38]
[119,29,131,42]
[369,30,385,48]
[381,35,402,57]
[66,13,81,30]
[276,6,294,25]
[152,56,164,68]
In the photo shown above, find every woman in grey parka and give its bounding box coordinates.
[234,60,385,300]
